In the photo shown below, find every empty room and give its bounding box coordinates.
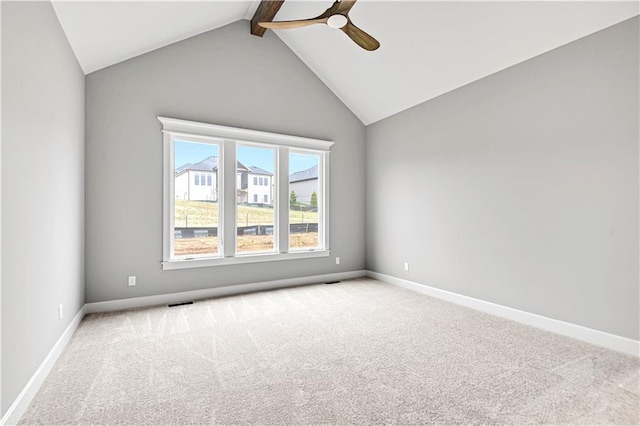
[1,0,639,424]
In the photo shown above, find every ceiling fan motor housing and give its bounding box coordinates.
[327,14,348,29]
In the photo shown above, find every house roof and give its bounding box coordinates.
[175,156,249,175]
[290,164,318,184]
[177,156,219,173]
[249,166,272,176]
[175,162,194,174]
[51,2,638,125]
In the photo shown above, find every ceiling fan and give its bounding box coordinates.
[258,0,380,51]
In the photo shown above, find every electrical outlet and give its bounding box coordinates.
[404,262,409,271]
[335,257,340,265]
[128,276,136,286]
[58,304,63,320]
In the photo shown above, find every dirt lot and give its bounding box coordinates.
[174,233,319,256]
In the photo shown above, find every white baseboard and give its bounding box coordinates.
[85,270,367,314]
[0,306,86,426]
[368,271,640,357]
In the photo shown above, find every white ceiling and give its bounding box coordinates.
[51,1,259,74]
[52,1,639,125]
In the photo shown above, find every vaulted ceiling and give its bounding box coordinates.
[51,1,639,125]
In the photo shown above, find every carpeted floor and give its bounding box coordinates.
[20,278,639,425]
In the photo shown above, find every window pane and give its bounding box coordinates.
[289,153,320,250]
[174,140,219,258]
[237,145,275,253]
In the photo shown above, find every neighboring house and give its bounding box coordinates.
[175,156,220,201]
[289,164,318,205]
[245,166,273,204]
[176,157,272,204]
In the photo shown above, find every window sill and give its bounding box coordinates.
[161,250,330,270]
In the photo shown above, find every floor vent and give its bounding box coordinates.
[325,281,341,285]
[168,301,194,307]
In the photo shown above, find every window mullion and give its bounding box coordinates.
[320,153,329,250]
[164,133,174,261]
[278,146,289,254]
[222,140,236,257]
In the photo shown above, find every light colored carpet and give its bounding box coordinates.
[20,278,639,425]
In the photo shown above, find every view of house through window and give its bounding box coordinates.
[236,144,275,254]
[289,152,320,250]
[173,140,220,258]
[161,116,332,268]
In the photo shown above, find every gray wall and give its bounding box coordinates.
[366,17,639,340]
[85,21,366,303]
[1,1,85,415]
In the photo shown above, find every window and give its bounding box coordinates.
[160,116,333,270]
[174,141,220,258]
[289,152,321,251]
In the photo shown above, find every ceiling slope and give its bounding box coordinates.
[51,1,258,74]
[52,1,639,125]
[272,1,639,124]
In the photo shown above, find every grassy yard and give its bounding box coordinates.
[175,200,318,227]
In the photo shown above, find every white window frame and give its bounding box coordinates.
[166,133,223,262]
[236,141,278,256]
[288,149,326,253]
[159,116,333,270]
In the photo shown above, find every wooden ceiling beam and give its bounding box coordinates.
[250,0,285,37]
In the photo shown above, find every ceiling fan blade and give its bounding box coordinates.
[258,17,328,30]
[335,0,358,14]
[341,21,380,51]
